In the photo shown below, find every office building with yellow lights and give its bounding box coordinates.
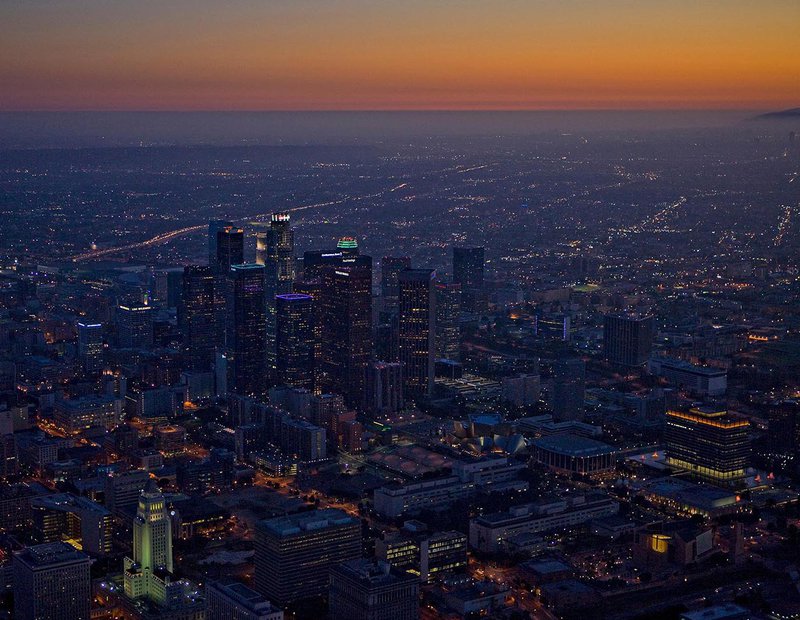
[664,407,749,486]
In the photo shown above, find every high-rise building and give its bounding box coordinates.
[124,481,176,604]
[452,246,484,289]
[398,269,436,398]
[275,293,314,391]
[117,304,154,349]
[550,358,585,421]
[215,226,245,274]
[603,314,655,367]
[226,264,267,398]
[318,254,373,407]
[435,281,461,361]
[665,406,750,485]
[376,525,468,583]
[181,265,218,371]
[31,493,113,555]
[77,321,103,373]
[104,469,151,515]
[254,508,361,606]
[381,256,411,313]
[257,213,296,382]
[208,219,234,266]
[13,541,91,620]
[206,580,284,620]
[364,361,404,417]
[329,559,419,620]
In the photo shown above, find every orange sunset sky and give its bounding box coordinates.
[1,0,798,111]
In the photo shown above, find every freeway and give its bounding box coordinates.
[70,182,408,262]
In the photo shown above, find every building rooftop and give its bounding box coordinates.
[15,541,89,568]
[532,434,616,457]
[257,507,357,537]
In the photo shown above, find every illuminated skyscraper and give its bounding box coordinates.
[665,406,750,485]
[227,264,267,398]
[318,254,373,407]
[123,481,176,604]
[257,213,296,382]
[117,304,154,349]
[181,265,217,371]
[435,280,461,361]
[254,508,361,606]
[215,226,245,274]
[275,293,314,391]
[13,542,91,620]
[77,321,103,373]
[208,219,233,266]
[603,313,654,367]
[398,269,436,398]
[381,256,411,313]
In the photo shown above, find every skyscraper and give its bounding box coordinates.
[318,254,373,407]
[435,280,461,361]
[665,406,750,485]
[254,508,361,607]
[603,314,655,367]
[364,361,404,417]
[398,269,436,398]
[275,293,314,391]
[227,264,267,397]
[13,541,91,620]
[77,321,103,373]
[215,226,245,274]
[452,246,484,289]
[117,304,154,349]
[206,580,284,620]
[550,358,585,421]
[123,481,174,603]
[256,213,296,382]
[181,265,217,371]
[208,219,233,266]
[381,256,411,313]
[329,559,419,620]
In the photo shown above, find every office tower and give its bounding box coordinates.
[318,254,373,407]
[310,392,346,427]
[117,304,154,348]
[31,493,113,555]
[208,219,234,266]
[206,580,284,620]
[124,481,174,602]
[215,226,245,274]
[376,524,468,583]
[603,313,655,367]
[54,394,120,434]
[375,310,399,363]
[302,249,343,280]
[104,469,151,514]
[280,418,326,462]
[435,280,461,361]
[364,361,404,417]
[398,269,436,398]
[381,256,411,313]
[665,406,750,485]
[501,373,541,407]
[275,293,314,391]
[329,559,419,620]
[181,265,218,370]
[256,213,296,381]
[452,246,484,288]
[254,508,361,606]
[77,321,103,373]
[550,358,585,421]
[337,236,360,256]
[13,541,91,620]
[768,400,800,465]
[227,264,267,397]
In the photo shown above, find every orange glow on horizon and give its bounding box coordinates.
[1,1,798,111]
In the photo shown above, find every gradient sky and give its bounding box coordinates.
[1,0,799,111]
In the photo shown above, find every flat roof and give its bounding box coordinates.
[532,434,616,457]
[257,508,357,537]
